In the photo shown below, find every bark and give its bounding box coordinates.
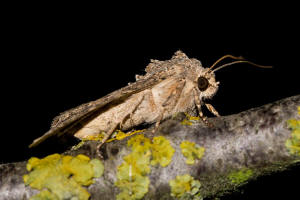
[1,95,300,200]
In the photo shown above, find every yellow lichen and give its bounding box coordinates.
[23,154,104,200]
[286,106,300,156]
[72,132,106,150]
[151,136,175,167]
[115,135,151,200]
[180,141,205,165]
[115,134,175,200]
[169,174,202,199]
[181,113,200,126]
[72,130,145,150]
[127,134,153,150]
[115,175,150,200]
[107,129,145,142]
[84,132,106,141]
[181,119,193,126]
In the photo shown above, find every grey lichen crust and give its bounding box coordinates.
[1,95,300,200]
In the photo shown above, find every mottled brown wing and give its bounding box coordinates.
[29,69,176,148]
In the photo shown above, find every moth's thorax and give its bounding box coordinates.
[146,51,219,101]
[174,55,219,100]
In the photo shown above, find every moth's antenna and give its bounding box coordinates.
[211,60,272,73]
[208,54,272,73]
[208,55,244,71]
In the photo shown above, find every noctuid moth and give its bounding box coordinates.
[29,51,271,155]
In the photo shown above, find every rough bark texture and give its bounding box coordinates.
[1,95,300,200]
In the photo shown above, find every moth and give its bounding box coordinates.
[29,51,270,154]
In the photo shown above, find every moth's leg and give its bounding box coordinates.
[119,94,145,129]
[193,88,205,119]
[152,80,186,133]
[96,122,119,158]
[193,88,211,126]
[205,103,220,117]
[97,93,146,157]
[152,107,165,133]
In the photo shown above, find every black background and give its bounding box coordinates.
[1,5,300,199]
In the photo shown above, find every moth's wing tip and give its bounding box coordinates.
[28,129,57,148]
[28,136,46,148]
[28,142,36,148]
[28,139,40,148]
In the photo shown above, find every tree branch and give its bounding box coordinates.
[1,95,299,200]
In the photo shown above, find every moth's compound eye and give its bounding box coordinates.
[197,76,209,91]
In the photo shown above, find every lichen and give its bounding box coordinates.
[285,106,300,156]
[228,168,253,185]
[115,134,175,200]
[72,130,145,150]
[181,113,200,126]
[72,132,106,150]
[169,174,202,199]
[180,141,205,165]
[107,129,145,142]
[150,136,175,167]
[23,154,104,200]
[181,119,194,126]
[115,135,151,200]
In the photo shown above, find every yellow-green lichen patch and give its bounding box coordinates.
[72,130,145,150]
[181,119,193,126]
[115,134,175,200]
[115,135,151,200]
[23,154,104,200]
[84,132,106,141]
[72,132,106,150]
[169,174,202,199]
[107,129,145,143]
[285,106,300,156]
[151,136,175,167]
[180,141,205,165]
[228,168,253,185]
[181,113,200,126]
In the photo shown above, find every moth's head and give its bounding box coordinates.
[197,68,219,99]
[197,55,272,100]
